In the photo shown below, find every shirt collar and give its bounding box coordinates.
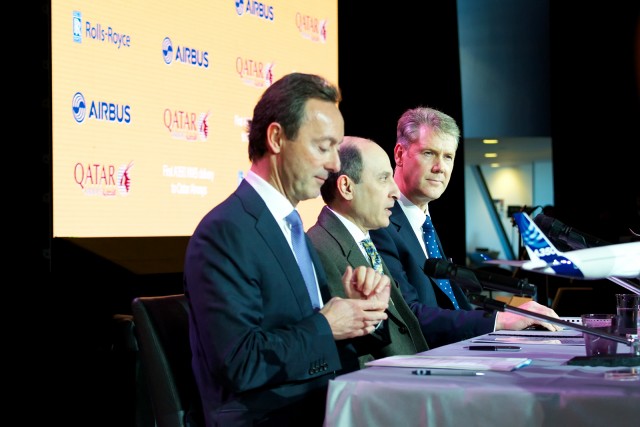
[397,192,430,230]
[326,207,369,242]
[244,170,295,223]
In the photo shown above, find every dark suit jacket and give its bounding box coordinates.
[184,180,360,426]
[370,201,496,348]
[307,206,429,365]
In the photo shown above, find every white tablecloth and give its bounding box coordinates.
[325,335,639,427]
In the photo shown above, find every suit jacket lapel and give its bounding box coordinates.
[389,202,428,266]
[317,206,362,262]
[318,207,405,321]
[236,181,324,310]
[389,201,454,303]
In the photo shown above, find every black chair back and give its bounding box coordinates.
[132,294,202,427]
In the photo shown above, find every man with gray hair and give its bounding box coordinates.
[370,106,561,348]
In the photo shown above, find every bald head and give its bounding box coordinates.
[320,136,399,232]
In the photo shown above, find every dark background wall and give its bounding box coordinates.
[338,1,466,265]
[550,3,640,244]
[38,1,639,426]
[548,4,640,318]
[458,0,551,139]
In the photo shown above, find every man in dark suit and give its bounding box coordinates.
[308,136,428,365]
[183,73,391,426]
[370,106,561,348]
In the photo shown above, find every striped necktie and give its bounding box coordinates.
[422,215,459,309]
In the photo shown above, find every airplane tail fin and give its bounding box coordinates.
[513,212,585,277]
[513,212,561,262]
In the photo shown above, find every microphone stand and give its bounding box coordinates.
[607,276,640,295]
[468,294,640,359]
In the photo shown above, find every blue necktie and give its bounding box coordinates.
[422,215,459,309]
[286,210,321,309]
[361,238,384,274]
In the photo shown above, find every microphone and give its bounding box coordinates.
[424,259,537,296]
[533,214,610,251]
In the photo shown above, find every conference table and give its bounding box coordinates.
[324,331,640,427]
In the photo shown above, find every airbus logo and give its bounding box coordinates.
[72,92,87,123]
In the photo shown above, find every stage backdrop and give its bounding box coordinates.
[51,1,337,238]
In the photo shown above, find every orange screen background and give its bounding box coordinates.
[52,1,338,237]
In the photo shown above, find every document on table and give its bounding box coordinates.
[365,355,533,372]
[471,329,585,345]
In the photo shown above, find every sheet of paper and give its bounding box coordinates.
[471,335,584,345]
[365,355,533,371]
[489,329,583,338]
[474,329,585,345]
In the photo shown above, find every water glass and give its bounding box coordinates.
[581,313,618,357]
[615,293,640,338]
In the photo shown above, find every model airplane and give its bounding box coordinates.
[484,212,640,280]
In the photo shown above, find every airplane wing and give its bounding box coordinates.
[484,258,550,272]
[490,212,640,280]
[483,260,526,267]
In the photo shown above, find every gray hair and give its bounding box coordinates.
[396,107,460,149]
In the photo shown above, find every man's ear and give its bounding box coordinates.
[266,123,284,153]
[337,174,354,201]
[393,143,404,167]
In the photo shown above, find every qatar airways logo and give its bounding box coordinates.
[72,92,131,124]
[162,37,209,68]
[72,10,131,48]
[74,161,134,197]
[234,0,274,21]
[236,56,274,88]
[295,12,327,43]
[164,108,210,141]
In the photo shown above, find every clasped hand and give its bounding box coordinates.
[321,265,390,340]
